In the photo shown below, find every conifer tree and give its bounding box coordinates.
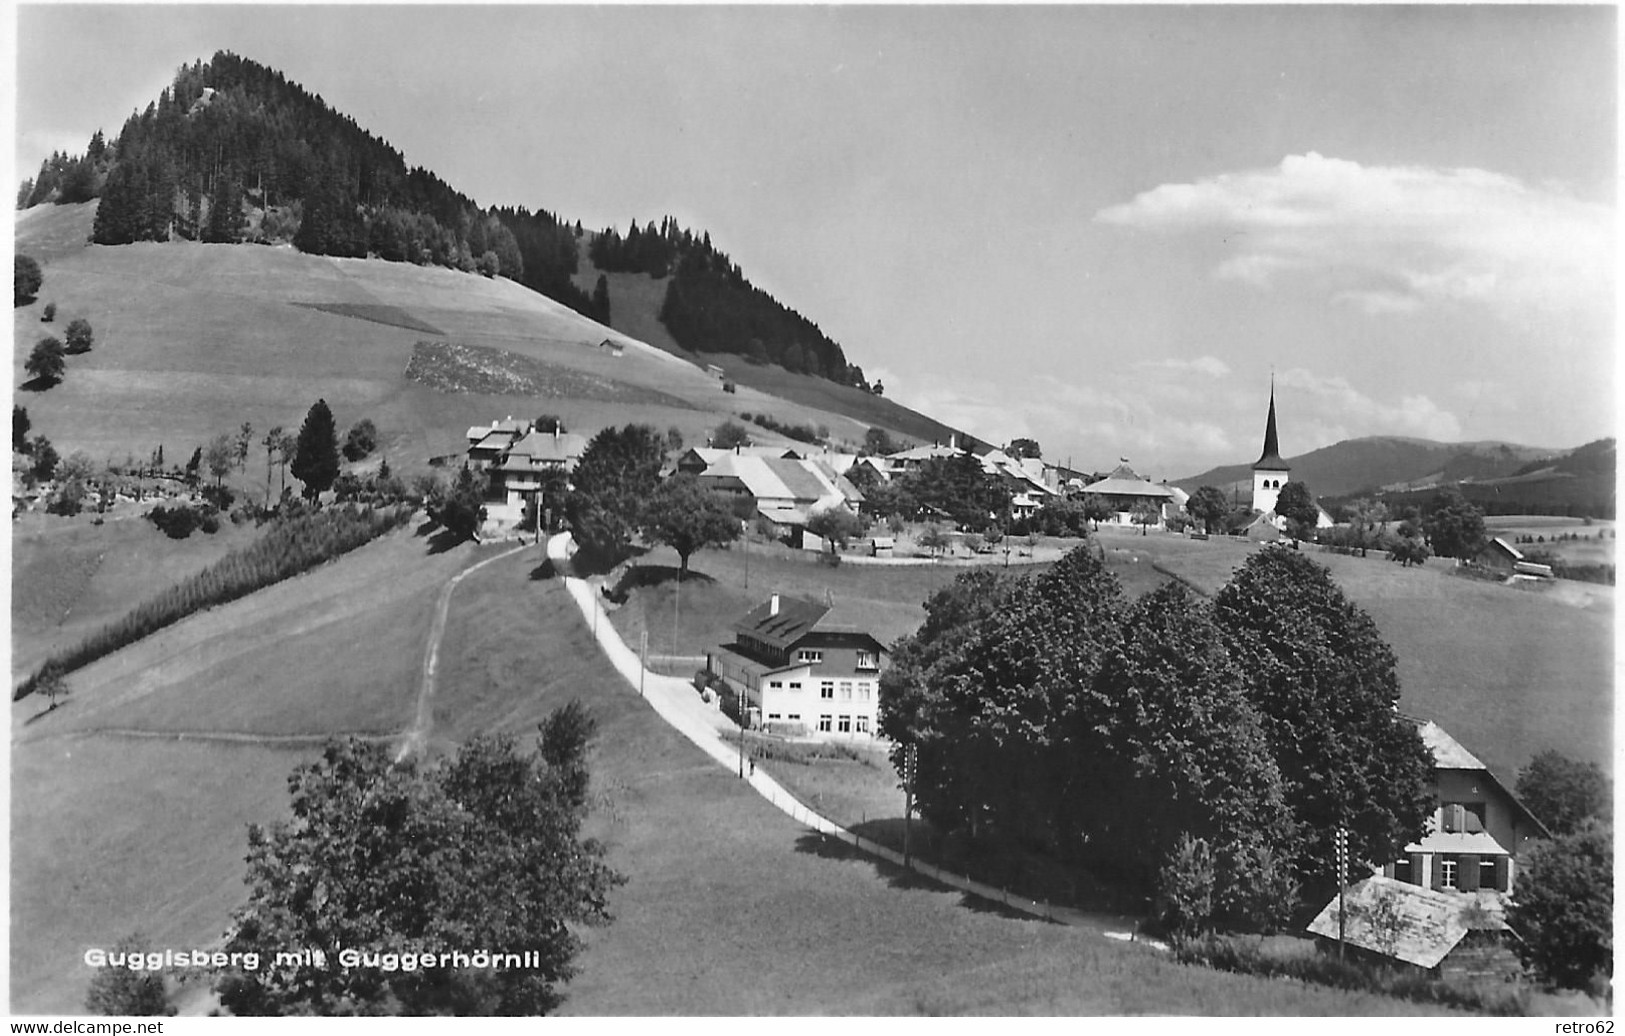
[291,399,340,500]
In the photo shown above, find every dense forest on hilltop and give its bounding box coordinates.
[18,50,866,387]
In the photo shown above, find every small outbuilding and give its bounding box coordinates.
[1307,876,1524,982]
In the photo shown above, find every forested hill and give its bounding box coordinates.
[16,51,868,390]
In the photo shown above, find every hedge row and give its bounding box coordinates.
[15,505,414,700]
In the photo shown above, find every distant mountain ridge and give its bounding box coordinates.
[1175,435,1614,518]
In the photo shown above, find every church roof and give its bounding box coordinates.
[1253,386,1290,471]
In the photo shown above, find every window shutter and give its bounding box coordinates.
[1493,856,1509,893]
[1409,853,1425,887]
[1459,854,1479,891]
[1431,856,1445,889]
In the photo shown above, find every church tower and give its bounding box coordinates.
[1251,381,1291,515]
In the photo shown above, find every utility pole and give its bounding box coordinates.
[639,631,647,697]
[903,743,918,869]
[1335,825,1349,961]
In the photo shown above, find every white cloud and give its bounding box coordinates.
[1134,355,1231,378]
[1096,152,1613,319]
[1275,367,1463,442]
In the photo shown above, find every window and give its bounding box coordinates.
[1439,858,1458,890]
[1441,802,1485,834]
[769,680,783,689]
[788,682,802,691]
[858,684,871,701]
[787,713,801,721]
[818,715,832,733]
[856,715,870,735]
[820,682,834,700]
[856,650,878,671]
[1480,858,1500,891]
[797,649,823,664]
[840,681,853,700]
[1393,857,1413,885]
[768,713,781,720]
[838,715,852,733]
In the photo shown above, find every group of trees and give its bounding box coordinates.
[858,453,1013,534]
[24,316,94,389]
[214,704,623,1015]
[15,253,43,304]
[565,423,741,576]
[880,545,1434,935]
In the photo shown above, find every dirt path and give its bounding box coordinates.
[395,541,530,762]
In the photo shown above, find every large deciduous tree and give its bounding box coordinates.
[291,399,341,500]
[565,423,665,561]
[1186,485,1229,535]
[216,719,623,1016]
[638,474,739,577]
[63,318,95,355]
[1211,546,1434,896]
[1422,486,1487,561]
[15,254,42,305]
[1507,820,1612,992]
[26,336,66,386]
[1516,750,1610,835]
[1273,480,1320,541]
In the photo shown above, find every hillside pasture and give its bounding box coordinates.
[9,530,498,1012]
[11,511,261,679]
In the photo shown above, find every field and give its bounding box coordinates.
[1484,515,1615,566]
[9,525,493,1012]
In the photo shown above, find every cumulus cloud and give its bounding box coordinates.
[1276,367,1463,442]
[1134,355,1232,378]
[1095,152,1613,319]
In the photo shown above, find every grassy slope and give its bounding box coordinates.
[9,528,492,1012]
[10,511,261,678]
[434,555,1450,1016]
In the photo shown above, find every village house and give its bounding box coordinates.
[1381,719,1551,898]
[465,419,589,529]
[706,593,886,739]
[1475,537,1555,581]
[684,450,865,544]
[1079,461,1179,529]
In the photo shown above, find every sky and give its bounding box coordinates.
[10,4,1617,479]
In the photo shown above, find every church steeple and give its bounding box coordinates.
[1253,379,1289,472]
[1251,379,1290,516]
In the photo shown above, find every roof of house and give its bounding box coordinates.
[887,444,966,463]
[1405,830,1510,856]
[1307,876,1513,969]
[1412,719,1553,838]
[1082,463,1177,499]
[1483,537,1525,562]
[504,429,588,464]
[697,454,862,508]
[466,418,529,442]
[733,594,880,650]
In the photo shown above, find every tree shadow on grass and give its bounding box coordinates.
[414,517,439,538]
[529,559,556,581]
[618,563,716,591]
[425,529,466,555]
[792,829,1044,920]
[18,376,60,393]
[21,698,72,726]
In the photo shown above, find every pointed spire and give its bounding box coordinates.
[1253,377,1290,471]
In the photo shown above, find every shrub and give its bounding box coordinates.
[41,301,55,322]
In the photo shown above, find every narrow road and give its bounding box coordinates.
[545,532,1160,943]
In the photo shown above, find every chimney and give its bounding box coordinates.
[769,593,780,616]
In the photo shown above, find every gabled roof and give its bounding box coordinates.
[733,595,878,650]
[1412,719,1553,839]
[1483,537,1525,562]
[1081,463,1177,499]
[697,454,861,508]
[1307,876,1512,969]
[887,444,965,463]
[506,430,589,465]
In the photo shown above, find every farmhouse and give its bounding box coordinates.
[706,593,885,739]
[1079,461,1179,529]
[1380,720,1550,897]
[1307,876,1523,981]
[466,420,589,528]
[686,451,865,539]
[1476,537,1554,580]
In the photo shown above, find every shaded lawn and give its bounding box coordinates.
[10,737,312,1014]
[11,512,261,679]
[436,554,1453,1015]
[16,529,479,739]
